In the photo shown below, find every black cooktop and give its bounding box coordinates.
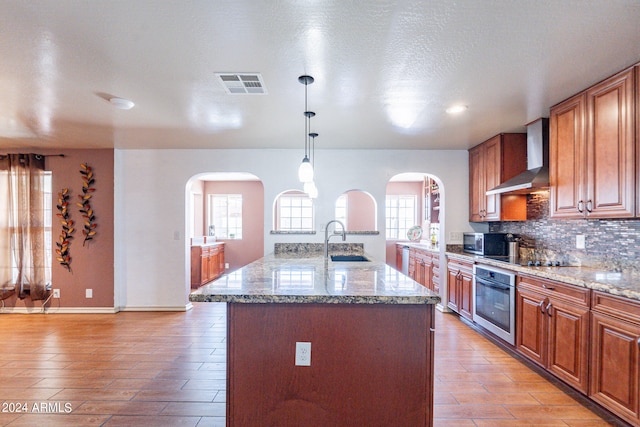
[482,255,564,267]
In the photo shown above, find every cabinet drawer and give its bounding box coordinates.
[518,274,590,307]
[447,259,473,274]
[592,291,640,324]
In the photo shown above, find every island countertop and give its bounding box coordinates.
[189,253,441,305]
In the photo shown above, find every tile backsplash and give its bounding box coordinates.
[490,192,640,273]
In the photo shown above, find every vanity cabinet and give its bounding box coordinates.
[468,133,527,222]
[191,243,225,288]
[446,258,473,320]
[516,274,590,394]
[590,291,640,426]
[550,66,635,219]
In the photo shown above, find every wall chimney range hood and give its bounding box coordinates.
[486,118,549,195]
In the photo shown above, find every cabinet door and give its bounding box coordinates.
[516,288,546,367]
[459,272,473,320]
[218,246,225,275]
[468,145,485,222]
[550,93,585,218]
[447,268,460,312]
[482,136,502,221]
[547,298,590,394]
[423,255,433,291]
[590,311,640,424]
[585,68,635,218]
[200,251,209,285]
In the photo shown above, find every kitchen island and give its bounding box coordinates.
[190,252,440,426]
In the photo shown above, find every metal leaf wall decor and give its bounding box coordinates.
[77,163,97,246]
[55,188,74,272]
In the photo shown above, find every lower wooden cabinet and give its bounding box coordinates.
[191,243,225,288]
[408,247,439,294]
[590,291,640,426]
[446,258,473,320]
[516,274,590,394]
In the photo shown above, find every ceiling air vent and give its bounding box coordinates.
[215,73,267,95]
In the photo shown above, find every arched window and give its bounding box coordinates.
[274,190,314,231]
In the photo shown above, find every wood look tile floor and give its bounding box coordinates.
[0,302,628,426]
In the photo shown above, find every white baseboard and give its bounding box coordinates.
[118,303,193,312]
[1,306,119,314]
[1,304,194,314]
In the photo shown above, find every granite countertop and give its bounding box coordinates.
[189,253,441,305]
[395,241,440,253]
[446,252,640,302]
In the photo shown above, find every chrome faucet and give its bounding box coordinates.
[324,220,346,258]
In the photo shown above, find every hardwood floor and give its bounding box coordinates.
[0,302,628,426]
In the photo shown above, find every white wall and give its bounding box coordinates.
[114,148,470,310]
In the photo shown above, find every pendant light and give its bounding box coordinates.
[304,132,319,198]
[298,75,315,183]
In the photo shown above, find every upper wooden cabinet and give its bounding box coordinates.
[469,133,527,222]
[550,67,635,218]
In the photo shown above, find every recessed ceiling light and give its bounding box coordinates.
[109,97,135,110]
[446,105,468,114]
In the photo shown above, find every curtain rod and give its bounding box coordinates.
[0,153,65,159]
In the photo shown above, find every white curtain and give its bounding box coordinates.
[0,154,50,300]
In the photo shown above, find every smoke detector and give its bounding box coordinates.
[215,73,267,95]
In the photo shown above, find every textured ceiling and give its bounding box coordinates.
[0,0,639,151]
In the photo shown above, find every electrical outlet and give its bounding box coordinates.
[295,342,311,366]
[225,263,229,269]
[53,289,60,298]
[449,231,463,242]
[576,234,586,249]
[86,289,93,298]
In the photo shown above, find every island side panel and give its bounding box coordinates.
[227,302,434,427]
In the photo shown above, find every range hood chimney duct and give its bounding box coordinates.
[486,118,549,195]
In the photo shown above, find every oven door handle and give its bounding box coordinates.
[475,278,511,291]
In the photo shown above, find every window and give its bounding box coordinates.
[208,194,242,239]
[385,195,416,239]
[335,194,347,227]
[1,170,51,285]
[276,191,314,231]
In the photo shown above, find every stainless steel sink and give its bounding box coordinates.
[330,255,369,262]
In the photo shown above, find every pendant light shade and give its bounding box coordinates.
[304,180,318,199]
[298,157,314,182]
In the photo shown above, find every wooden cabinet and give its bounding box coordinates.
[431,255,440,295]
[516,275,590,394]
[446,258,473,320]
[590,291,640,426]
[550,67,635,218]
[191,243,225,288]
[395,244,403,271]
[227,302,435,426]
[408,247,439,294]
[469,133,527,222]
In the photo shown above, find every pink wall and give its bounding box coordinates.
[346,191,376,231]
[384,181,424,265]
[3,149,115,310]
[203,180,264,271]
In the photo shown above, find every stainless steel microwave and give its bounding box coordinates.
[463,233,508,256]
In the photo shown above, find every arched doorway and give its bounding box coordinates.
[186,172,264,290]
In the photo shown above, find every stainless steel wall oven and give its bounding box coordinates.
[472,265,516,345]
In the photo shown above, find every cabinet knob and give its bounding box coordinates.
[546,303,553,316]
[577,200,584,213]
[539,300,546,314]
